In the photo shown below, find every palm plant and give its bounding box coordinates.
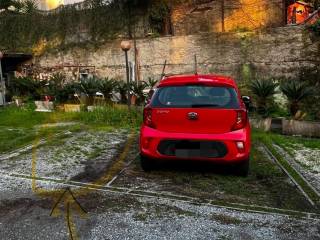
[115,81,128,104]
[249,79,278,115]
[98,77,117,102]
[80,77,101,105]
[280,80,314,116]
[47,73,79,103]
[145,77,158,88]
[130,81,148,105]
[57,82,80,104]
[8,76,44,100]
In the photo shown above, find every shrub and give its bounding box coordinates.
[298,67,320,120]
[249,79,278,115]
[308,19,320,37]
[280,80,314,116]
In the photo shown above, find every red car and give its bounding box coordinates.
[140,74,251,176]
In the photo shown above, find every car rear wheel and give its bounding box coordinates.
[235,158,249,177]
[140,154,154,172]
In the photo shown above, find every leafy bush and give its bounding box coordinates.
[298,67,320,120]
[149,1,170,34]
[280,80,314,116]
[308,19,320,37]
[249,79,278,115]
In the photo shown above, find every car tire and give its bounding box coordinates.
[140,154,154,172]
[235,158,249,177]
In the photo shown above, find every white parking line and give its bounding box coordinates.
[1,170,320,220]
[0,131,71,161]
[106,153,139,187]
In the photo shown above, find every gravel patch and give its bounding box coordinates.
[0,130,128,181]
[86,193,320,240]
[274,144,320,194]
[1,173,320,240]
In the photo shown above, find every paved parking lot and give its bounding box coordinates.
[0,127,320,240]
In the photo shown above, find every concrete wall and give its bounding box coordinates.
[33,26,320,82]
[282,119,320,138]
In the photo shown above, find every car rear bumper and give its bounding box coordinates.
[140,126,251,163]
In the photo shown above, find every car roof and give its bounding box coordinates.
[158,74,237,88]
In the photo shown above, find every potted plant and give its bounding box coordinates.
[280,80,314,117]
[98,77,117,104]
[249,78,278,116]
[130,81,147,106]
[80,77,100,106]
[115,81,128,105]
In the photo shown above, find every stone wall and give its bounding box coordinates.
[171,0,285,35]
[33,26,320,82]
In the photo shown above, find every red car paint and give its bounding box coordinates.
[140,74,251,172]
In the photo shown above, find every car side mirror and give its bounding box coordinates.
[145,98,151,105]
[241,96,251,110]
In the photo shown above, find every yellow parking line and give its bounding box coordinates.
[30,117,136,239]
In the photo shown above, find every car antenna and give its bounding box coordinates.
[194,54,198,75]
[160,60,167,81]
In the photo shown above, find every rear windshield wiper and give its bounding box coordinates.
[191,104,220,108]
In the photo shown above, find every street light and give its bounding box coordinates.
[0,51,5,106]
[120,40,132,109]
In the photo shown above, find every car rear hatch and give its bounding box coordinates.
[149,84,243,134]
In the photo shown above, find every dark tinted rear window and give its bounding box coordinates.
[151,85,239,109]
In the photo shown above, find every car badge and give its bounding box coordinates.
[187,112,198,120]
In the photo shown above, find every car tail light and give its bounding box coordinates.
[143,107,156,129]
[231,110,247,131]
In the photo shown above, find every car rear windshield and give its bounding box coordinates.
[151,85,240,108]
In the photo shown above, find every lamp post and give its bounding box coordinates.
[120,40,132,110]
[0,51,5,106]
